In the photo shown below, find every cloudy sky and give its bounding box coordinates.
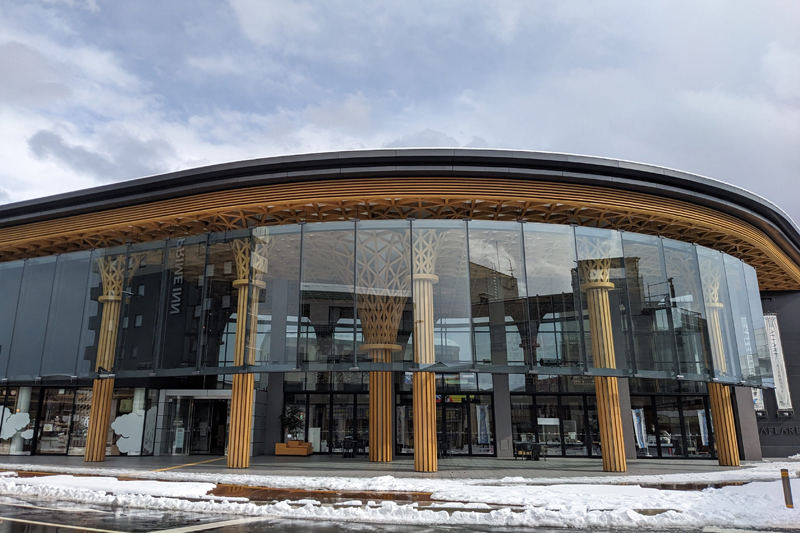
[1,1,799,221]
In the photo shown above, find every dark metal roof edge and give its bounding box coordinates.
[1,148,798,264]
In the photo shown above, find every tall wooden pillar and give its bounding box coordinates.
[85,255,126,462]
[580,258,627,472]
[701,263,740,466]
[411,229,444,472]
[365,345,397,462]
[227,238,268,469]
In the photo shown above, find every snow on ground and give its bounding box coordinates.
[0,466,797,529]
[11,474,214,498]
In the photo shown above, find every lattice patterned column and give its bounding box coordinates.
[85,254,136,462]
[579,257,627,472]
[227,236,269,469]
[701,259,740,466]
[412,229,444,472]
[357,230,411,463]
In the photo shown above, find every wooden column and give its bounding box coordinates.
[411,229,444,472]
[580,258,627,472]
[366,345,396,462]
[413,272,440,471]
[700,260,740,466]
[85,255,126,462]
[227,238,268,469]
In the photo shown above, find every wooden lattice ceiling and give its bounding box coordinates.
[0,177,798,291]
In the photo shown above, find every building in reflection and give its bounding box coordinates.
[0,149,797,470]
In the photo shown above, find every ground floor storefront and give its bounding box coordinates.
[0,373,759,465]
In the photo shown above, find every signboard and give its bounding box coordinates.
[765,313,793,412]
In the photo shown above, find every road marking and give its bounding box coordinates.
[151,516,275,533]
[0,516,124,533]
[152,457,226,472]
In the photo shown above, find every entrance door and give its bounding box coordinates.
[35,389,75,455]
[189,399,228,455]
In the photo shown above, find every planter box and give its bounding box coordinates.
[275,440,313,456]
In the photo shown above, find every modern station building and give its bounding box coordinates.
[0,149,798,472]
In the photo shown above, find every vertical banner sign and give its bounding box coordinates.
[764,313,793,412]
[697,409,709,446]
[632,409,646,449]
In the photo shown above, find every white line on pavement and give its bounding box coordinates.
[151,516,276,533]
[0,516,124,533]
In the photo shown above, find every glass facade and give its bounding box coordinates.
[0,220,774,389]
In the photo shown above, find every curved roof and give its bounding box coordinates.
[1,148,799,290]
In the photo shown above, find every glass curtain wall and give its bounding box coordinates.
[0,220,776,387]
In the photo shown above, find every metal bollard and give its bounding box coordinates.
[782,469,794,509]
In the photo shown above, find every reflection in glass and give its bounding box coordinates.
[413,220,472,367]
[723,255,761,386]
[251,226,302,367]
[470,395,494,454]
[524,224,583,370]
[117,242,164,372]
[202,231,249,368]
[308,394,330,452]
[511,395,534,443]
[561,396,587,456]
[621,233,676,375]
[0,261,24,375]
[300,223,356,366]
[159,236,207,370]
[68,388,92,455]
[682,396,711,458]
[697,247,740,382]
[396,394,414,454]
[575,227,631,373]
[438,396,469,454]
[743,265,772,387]
[469,222,529,368]
[630,396,658,458]
[8,257,57,380]
[663,240,711,379]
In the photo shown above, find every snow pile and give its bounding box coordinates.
[7,474,214,498]
[788,453,800,461]
[0,471,797,529]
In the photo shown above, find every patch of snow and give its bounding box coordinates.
[11,475,214,498]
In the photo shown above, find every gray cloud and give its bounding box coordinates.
[28,129,175,182]
[0,42,71,106]
[0,189,9,204]
[384,129,489,149]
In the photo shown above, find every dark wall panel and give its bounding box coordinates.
[0,261,24,377]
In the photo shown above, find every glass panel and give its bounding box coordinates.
[159,236,206,370]
[110,388,150,456]
[537,395,562,456]
[561,396,587,456]
[142,389,159,456]
[331,394,354,453]
[0,387,39,455]
[439,396,469,454]
[250,226,302,368]
[663,240,712,379]
[586,395,602,457]
[682,396,711,458]
[300,222,356,368]
[356,393,369,447]
[469,221,530,369]
[308,394,330,453]
[161,397,191,454]
[68,388,92,456]
[36,388,75,454]
[743,264,772,388]
[282,393,307,442]
[41,251,92,377]
[412,220,472,368]
[511,395,534,443]
[723,255,761,386]
[630,396,659,458]
[469,395,494,455]
[574,227,631,375]
[621,233,676,376]
[8,257,57,380]
[697,247,740,383]
[655,396,684,457]
[202,230,250,369]
[76,247,126,378]
[356,221,413,367]
[524,223,583,371]
[396,393,414,454]
[117,242,165,373]
[0,261,24,377]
